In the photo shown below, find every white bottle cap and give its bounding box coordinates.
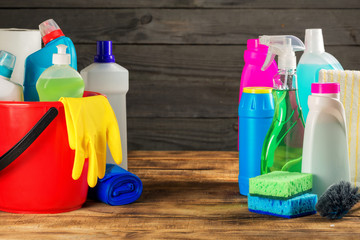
[53,44,71,65]
[305,29,325,53]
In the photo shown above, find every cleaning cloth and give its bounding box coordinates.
[249,171,312,199]
[60,95,122,187]
[319,70,360,186]
[248,193,317,218]
[88,164,143,205]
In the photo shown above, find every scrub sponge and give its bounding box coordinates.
[249,171,312,199]
[248,193,318,218]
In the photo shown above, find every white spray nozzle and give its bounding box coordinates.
[53,44,70,65]
[259,35,305,71]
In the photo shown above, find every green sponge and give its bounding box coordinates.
[249,171,312,199]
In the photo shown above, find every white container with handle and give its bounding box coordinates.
[302,82,350,196]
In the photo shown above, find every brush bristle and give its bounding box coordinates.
[316,181,360,219]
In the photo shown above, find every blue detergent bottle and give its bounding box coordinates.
[24,19,77,101]
[297,29,343,122]
[238,87,274,195]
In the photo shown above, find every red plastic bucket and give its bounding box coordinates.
[0,91,100,214]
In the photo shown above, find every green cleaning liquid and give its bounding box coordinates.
[260,89,305,174]
[37,77,84,101]
[258,35,306,175]
[36,44,84,101]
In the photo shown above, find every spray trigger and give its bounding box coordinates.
[261,47,276,71]
[259,35,305,71]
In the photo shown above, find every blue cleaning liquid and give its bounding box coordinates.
[297,64,338,121]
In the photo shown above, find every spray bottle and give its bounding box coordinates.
[238,39,277,150]
[239,39,278,102]
[259,35,305,174]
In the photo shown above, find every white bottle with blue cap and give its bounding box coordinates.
[0,50,24,101]
[80,41,129,170]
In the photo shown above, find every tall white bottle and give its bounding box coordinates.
[302,82,350,196]
[0,50,23,101]
[80,41,129,170]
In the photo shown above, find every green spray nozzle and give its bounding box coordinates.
[260,35,305,71]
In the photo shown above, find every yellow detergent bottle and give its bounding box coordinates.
[36,44,84,101]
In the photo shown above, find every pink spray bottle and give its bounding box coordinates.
[239,39,278,102]
[238,39,278,149]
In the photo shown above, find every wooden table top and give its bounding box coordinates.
[1,151,360,239]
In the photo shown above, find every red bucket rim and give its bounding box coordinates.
[0,91,103,108]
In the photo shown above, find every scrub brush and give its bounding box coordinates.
[316,181,360,220]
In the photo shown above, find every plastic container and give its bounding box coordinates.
[0,91,99,214]
[238,87,274,195]
[24,19,77,101]
[0,50,23,101]
[239,39,278,102]
[80,41,129,170]
[297,29,343,122]
[238,39,277,149]
[37,44,84,101]
[302,83,350,196]
[259,35,305,174]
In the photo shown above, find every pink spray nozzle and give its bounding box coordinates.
[311,82,340,94]
[39,19,64,45]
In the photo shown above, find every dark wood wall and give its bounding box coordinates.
[0,1,359,150]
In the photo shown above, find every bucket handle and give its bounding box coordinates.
[0,107,58,171]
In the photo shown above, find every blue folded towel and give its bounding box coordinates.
[89,164,143,206]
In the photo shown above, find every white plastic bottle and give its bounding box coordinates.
[80,41,129,170]
[297,29,343,122]
[0,50,23,101]
[302,82,350,196]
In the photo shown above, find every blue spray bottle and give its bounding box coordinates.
[24,19,77,101]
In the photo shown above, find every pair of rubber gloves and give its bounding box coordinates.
[60,96,122,187]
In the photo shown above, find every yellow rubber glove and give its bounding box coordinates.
[59,95,122,187]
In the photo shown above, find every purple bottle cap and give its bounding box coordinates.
[311,82,340,94]
[94,41,115,63]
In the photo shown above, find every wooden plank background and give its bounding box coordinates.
[0,1,359,150]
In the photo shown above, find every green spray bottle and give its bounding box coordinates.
[259,35,305,174]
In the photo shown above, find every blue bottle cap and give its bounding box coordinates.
[94,41,115,63]
[0,50,16,79]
